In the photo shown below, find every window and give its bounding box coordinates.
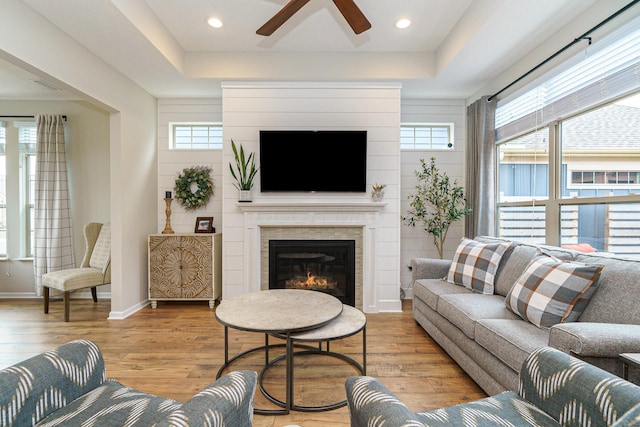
[1,121,37,258]
[0,124,6,256]
[24,152,36,256]
[496,18,640,140]
[170,123,222,149]
[497,93,640,257]
[495,17,640,258]
[498,127,549,202]
[400,124,454,150]
[569,171,640,186]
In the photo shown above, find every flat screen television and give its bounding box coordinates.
[259,130,367,192]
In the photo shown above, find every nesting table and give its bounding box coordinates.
[215,289,366,414]
[620,353,640,381]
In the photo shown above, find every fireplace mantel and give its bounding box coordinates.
[238,201,388,313]
[237,202,386,213]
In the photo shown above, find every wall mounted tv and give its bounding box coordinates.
[259,130,367,192]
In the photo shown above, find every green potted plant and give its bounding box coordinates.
[402,157,471,259]
[229,139,258,202]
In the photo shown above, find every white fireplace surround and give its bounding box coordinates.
[238,202,386,313]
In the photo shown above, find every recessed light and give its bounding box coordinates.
[207,17,223,28]
[395,18,411,29]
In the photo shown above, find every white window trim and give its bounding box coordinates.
[400,123,454,150]
[169,122,222,150]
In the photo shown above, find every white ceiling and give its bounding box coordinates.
[2,0,632,101]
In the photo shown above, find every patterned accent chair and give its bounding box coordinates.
[0,339,257,426]
[345,346,640,427]
[42,222,111,322]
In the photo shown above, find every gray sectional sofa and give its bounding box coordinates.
[411,236,640,395]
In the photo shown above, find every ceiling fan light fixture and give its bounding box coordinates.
[207,17,223,28]
[395,18,411,29]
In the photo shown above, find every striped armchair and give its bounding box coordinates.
[42,222,111,322]
[0,339,257,426]
[346,347,640,427]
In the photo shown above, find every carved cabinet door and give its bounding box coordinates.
[149,235,213,299]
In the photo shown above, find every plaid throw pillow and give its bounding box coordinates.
[445,238,511,294]
[505,252,603,329]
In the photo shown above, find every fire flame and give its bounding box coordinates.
[285,271,337,290]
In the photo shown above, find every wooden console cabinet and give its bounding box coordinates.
[148,233,221,309]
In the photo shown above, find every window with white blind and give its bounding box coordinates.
[400,124,454,150]
[170,123,222,149]
[496,16,640,258]
[496,17,640,142]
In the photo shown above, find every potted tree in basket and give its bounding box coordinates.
[402,157,472,259]
[229,139,259,202]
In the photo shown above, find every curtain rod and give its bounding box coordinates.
[487,0,640,102]
[0,115,67,121]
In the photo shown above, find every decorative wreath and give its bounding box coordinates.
[174,166,214,211]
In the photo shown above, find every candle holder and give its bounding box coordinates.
[162,197,175,234]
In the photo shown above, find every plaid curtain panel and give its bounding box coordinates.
[506,253,603,329]
[445,238,511,294]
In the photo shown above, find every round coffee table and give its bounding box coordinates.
[215,289,344,414]
[265,304,367,412]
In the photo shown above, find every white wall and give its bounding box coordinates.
[0,93,468,310]
[153,95,467,304]
[221,82,402,312]
[0,100,110,296]
[1,0,157,319]
[156,99,223,233]
[399,99,467,297]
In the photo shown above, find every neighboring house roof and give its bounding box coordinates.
[504,103,640,151]
[563,104,640,150]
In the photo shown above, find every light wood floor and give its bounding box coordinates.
[0,297,486,427]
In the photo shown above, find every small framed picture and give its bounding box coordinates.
[195,217,213,233]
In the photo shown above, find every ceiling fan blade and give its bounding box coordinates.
[257,0,312,36]
[332,0,371,34]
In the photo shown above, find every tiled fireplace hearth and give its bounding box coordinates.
[238,202,386,312]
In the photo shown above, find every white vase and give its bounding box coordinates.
[371,190,384,202]
[238,189,252,202]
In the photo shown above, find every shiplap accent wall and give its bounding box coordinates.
[155,94,467,306]
[400,99,467,297]
[157,99,223,234]
[221,82,402,312]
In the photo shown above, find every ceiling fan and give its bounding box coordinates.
[257,0,371,36]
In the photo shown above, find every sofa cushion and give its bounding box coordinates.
[413,278,473,311]
[573,253,640,324]
[476,237,576,297]
[445,238,511,294]
[36,380,181,426]
[549,322,640,357]
[475,319,549,372]
[505,253,603,329]
[437,293,519,339]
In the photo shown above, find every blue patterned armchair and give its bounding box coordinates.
[0,339,257,426]
[346,346,640,427]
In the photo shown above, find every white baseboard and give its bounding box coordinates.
[377,298,403,312]
[0,291,111,299]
